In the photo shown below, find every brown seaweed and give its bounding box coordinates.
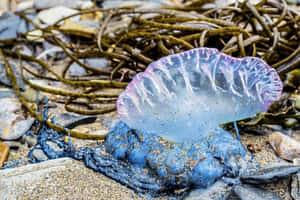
[0,0,299,138]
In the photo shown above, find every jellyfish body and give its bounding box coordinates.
[117,48,282,142]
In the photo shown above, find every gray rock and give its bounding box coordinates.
[35,6,79,26]
[69,60,87,76]
[69,58,111,76]
[0,60,26,90]
[102,0,163,9]
[0,98,35,140]
[12,45,33,56]
[55,113,97,129]
[22,87,45,103]
[91,129,107,138]
[291,172,300,200]
[32,149,48,161]
[21,134,37,147]
[3,141,21,148]
[0,12,34,40]
[0,88,15,99]
[85,58,111,71]
[34,0,93,9]
[17,1,34,11]
[241,164,300,184]
[46,141,63,152]
[233,184,281,200]
[184,180,232,200]
[0,12,19,39]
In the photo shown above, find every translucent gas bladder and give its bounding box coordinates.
[117,48,282,142]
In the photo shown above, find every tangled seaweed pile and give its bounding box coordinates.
[0,0,299,139]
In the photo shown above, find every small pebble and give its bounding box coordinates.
[36,6,79,26]
[0,60,26,90]
[26,29,44,42]
[295,95,300,111]
[69,60,87,76]
[0,98,35,140]
[3,141,21,149]
[268,132,300,161]
[46,141,63,152]
[55,113,97,129]
[21,134,37,147]
[284,118,298,128]
[32,149,48,162]
[22,87,45,103]
[0,88,15,99]
[291,172,300,200]
[91,129,107,138]
[293,158,300,165]
[247,144,262,153]
[0,142,9,168]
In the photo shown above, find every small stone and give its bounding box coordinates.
[59,19,97,38]
[85,58,111,71]
[69,60,87,76]
[0,98,35,140]
[286,0,300,5]
[0,60,26,90]
[0,88,15,99]
[12,45,33,56]
[55,113,97,129]
[0,12,19,39]
[34,0,93,9]
[17,13,35,34]
[3,141,21,149]
[287,69,300,88]
[68,58,112,76]
[26,29,44,42]
[35,6,79,26]
[91,129,107,138]
[284,118,298,128]
[293,158,300,165]
[0,142,9,168]
[0,12,34,39]
[21,134,37,147]
[233,184,281,200]
[46,141,63,152]
[22,87,45,103]
[247,144,261,153]
[7,152,20,161]
[295,95,300,111]
[102,0,162,9]
[268,132,300,161]
[291,172,300,200]
[32,149,48,161]
[184,180,232,200]
[17,1,34,11]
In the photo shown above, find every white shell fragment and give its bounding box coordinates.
[269,132,300,161]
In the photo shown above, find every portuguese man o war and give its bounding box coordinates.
[27,48,300,199]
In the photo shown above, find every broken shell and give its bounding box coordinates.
[0,142,10,168]
[268,132,300,161]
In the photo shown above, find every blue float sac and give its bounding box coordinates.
[105,121,246,189]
